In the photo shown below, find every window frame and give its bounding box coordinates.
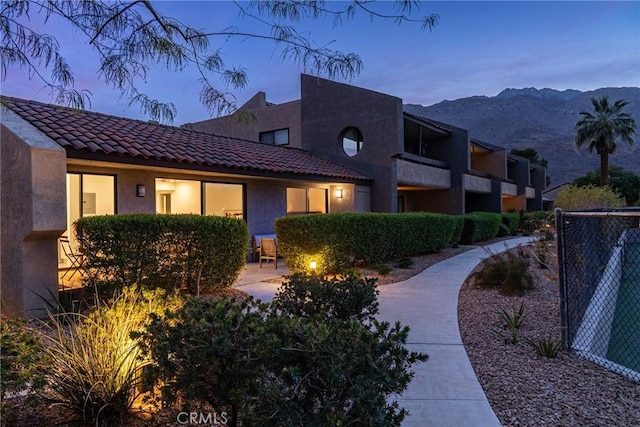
[340,126,364,157]
[259,128,290,146]
[286,187,328,215]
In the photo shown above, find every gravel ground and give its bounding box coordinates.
[458,244,640,426]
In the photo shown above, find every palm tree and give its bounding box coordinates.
[575,95,636,186]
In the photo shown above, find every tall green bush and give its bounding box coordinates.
[460,214,500,244]
[276,212,458,274]
[75,214,248,294]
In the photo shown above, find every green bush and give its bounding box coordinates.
[497,223,511,237]
[272,273,379,322]
[75,214,248,294]
[449,215,465,245]
[0,319,49,421]
[276,213,458,274]
[554,185,626,211]
[139,274,427,427]
[501,212,520,235]
[460,214,499,244]
[472,251,534,296]
[38,286,181,425]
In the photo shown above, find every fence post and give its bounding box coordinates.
[555,207,569,350]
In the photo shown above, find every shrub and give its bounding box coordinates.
[394,257,415,269]
[76,214,248,294]
[272,273,379,322]
[527,336,562,358]
[0,318,49,421]
[276,212,458,274]
[472,250,535,296]
[139,275,427,427]
[495,303,526,344]
[497,223,511,237]
[554,184,625,211]
[460,214,499,244]
[38,286,181,425]
[501,212,520,234]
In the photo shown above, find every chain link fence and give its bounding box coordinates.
[556,209,640,382]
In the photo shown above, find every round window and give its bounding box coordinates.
[341,127,364,157]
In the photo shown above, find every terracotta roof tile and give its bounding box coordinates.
[1,96,370,182]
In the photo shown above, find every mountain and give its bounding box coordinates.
[404,87,640,185]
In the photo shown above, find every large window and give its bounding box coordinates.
[61,173,115,266]
[156,179,245,218]
[204,182,244,218]
[155,179,200,214]
[287,187,327,215]
[260,128,289,145]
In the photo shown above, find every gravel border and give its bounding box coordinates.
[458,245,640,426]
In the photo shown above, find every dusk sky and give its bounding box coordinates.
[2,1,639,124]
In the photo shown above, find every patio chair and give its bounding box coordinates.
[259,237,278,269]
[59,236,85,282]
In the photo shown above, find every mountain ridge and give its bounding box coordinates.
[404,87,640,184]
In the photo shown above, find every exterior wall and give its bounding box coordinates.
[63,160,350,245]
[528,164,546,211]
[422,119,469,215]
[471,147,506,179]
[184,92,303,148]
[466,178,503,213]
[300,74,402,213]
[503,194,527,212]
[400,189,461,215]
[1,111,67,317]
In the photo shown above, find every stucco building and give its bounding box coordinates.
[1,75,545,317]
[186,74,545,215]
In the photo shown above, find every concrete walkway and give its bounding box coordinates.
[233,237,533,426]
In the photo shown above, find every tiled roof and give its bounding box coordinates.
[1,96,370,182]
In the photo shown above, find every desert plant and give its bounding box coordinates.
[495,303,526,344]
[394,257,415,269]
[472,250,535,296]
[375,263,393,276]
[37,286,181,425]
[527,336,562,358]
[0,318,49,421]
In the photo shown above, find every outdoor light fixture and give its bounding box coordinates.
[309,261,317,271]
[136,184,146,197]
[336,188,343,199]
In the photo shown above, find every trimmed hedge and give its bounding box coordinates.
[75,214,248,294]
[460,213,501,244]
[501,213,520,235]
[275,212,459,274]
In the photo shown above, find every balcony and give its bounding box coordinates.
[502,181,518,196]
[526,186,536,199]
[396,158,451,189]
[464,171,492,194]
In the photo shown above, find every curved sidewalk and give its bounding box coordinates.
[234,236,533,426]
